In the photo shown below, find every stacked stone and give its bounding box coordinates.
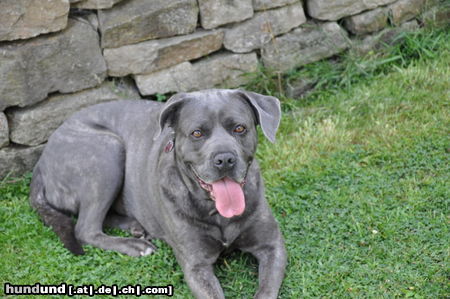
[0,0,443,178]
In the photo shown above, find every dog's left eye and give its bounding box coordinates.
[233,125,246,134]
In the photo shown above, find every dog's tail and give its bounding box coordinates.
[29,166,84,255]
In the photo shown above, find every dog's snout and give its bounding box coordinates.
[213,152,236,170]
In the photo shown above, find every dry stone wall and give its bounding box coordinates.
[0,0,445,178]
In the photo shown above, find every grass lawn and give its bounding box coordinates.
[1,27,449,298]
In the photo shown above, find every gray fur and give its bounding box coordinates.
[30,89,287,299]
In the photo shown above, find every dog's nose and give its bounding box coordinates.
[213,152,236,170]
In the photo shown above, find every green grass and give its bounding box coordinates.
[1,27,449,298]
[245,25,450,109]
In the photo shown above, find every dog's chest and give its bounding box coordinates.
[205,217,242,248]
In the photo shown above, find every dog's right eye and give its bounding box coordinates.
[191,130,203,138]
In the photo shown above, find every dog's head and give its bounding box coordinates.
[158,89,281,218]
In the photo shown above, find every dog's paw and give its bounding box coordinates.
[140,247,154,256]
[119,238,157,257]
[131,226,146,238]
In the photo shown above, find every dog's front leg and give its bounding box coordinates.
[252,238,287,299]
[172,241,224,299]
[179,261,225,299]
[237,224,287,299]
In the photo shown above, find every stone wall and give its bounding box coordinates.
[0,0,446,179]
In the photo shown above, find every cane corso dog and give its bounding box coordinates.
[30,89,287,298]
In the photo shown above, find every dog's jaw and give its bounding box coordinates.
[190,166,248,218]
[190,165,246,200]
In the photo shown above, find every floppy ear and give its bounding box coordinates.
[156,92,189,138]
[236,90,281,143]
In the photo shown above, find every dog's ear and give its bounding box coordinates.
[236,90,281,143]
[156,93,188,138]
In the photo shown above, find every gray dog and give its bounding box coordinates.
[30,89,287,298]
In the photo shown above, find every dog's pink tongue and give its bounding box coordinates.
[211,177,245,218]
